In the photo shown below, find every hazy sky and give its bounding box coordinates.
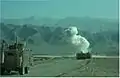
[1,0,119,19]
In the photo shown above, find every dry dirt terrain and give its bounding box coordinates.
[1,56,119,77]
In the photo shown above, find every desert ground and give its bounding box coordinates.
[1,56,119,77]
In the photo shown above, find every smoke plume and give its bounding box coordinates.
[62,26,90,53]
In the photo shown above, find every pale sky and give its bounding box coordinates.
[1,0,119,19]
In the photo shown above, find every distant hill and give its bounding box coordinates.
[0,17,119,56]
[1,17,59,26]
[56,17,118,32]
[1,17,118,32]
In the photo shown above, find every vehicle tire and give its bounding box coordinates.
[76,53,82,60]
[19,67,24,75]
[24,67,29,74]
[6,70,11,74]
[1,67,5,75]
[86,53,91,59]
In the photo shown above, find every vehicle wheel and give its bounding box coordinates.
[86,53,91,59]
[24,67,29,74]
[19,67,24,75]
[6,70,11,74]
[1,67,5,75]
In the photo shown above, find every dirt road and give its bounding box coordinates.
[1,57,119,77]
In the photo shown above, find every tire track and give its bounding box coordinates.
[55,59,91,77]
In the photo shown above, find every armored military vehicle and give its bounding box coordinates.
[76,52,91,60]
[1,38,33,75]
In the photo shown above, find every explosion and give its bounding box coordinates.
[62,26,90,53]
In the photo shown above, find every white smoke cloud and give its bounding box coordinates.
[17,26,90,55]
[62,26,90,53]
